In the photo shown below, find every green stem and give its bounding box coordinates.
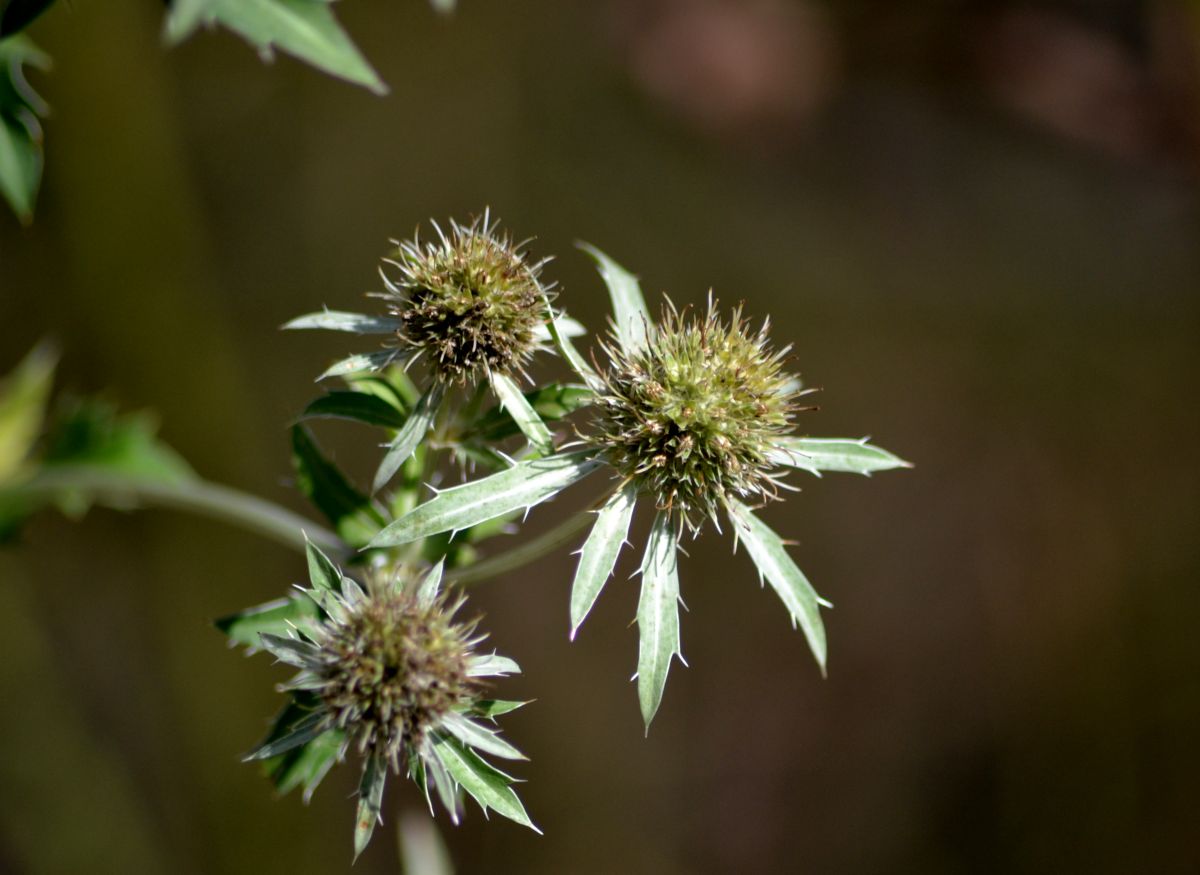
[445,508,592,586]
[14,466,345,558]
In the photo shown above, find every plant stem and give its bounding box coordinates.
[14,466,346,558]
[444,508,592,586]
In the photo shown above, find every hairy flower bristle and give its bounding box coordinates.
[302,581,477,771]
[589,300,802,529]
[380,212,547,385]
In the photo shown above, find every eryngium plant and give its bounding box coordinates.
[363,241,911,729]
[244,543,534,858]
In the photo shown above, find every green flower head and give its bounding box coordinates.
[241,544,536,858]
[591,298,803,531]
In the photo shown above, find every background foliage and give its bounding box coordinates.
[2,0,1199,872]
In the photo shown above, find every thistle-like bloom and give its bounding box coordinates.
[365,246,910,730]
[285,212,568,493]
[240,542,536,858]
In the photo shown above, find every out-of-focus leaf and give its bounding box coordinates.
[0,34,49,223]
[368,451,602,548]
[0,0,56,37]
[299,391,406,429]
[290,424,382,547]
[41,398,193,483]
[164,0,387,95]
[398,810,454,875]
[469,383,592,442]
[0,342,55,483]
[213,593,320,649]
[429,0,455,14]
[283,310,402,334]
[354,752,387,859]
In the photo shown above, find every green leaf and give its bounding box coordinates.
[304,536,342,594]
[636,512,682,731]
[246,711,327,761]
[469,383,592,443]
[429,0,455,14]
[579,243,652,354]
[539,289,598,387]
[299,391,407,429]
[368,451,602,548]
[467,653,520,678]
[164,0,387,95]
[726,499,829,674]
[291,424,381,546]
[771,437,911,477]
[440,711,526,761]
[271,726,341,802]
[214,594,320,649]
[0,34,48,223]
[317,349,401,381]
[374,382,444,493]
[570,482,636,639]
[1,0,57,37]
[353,752,388,859]
[283,310,403,334]
[41,398,194,484]
[430,734,538,832]
[398,811,454,875]
[414,559,444,607]
[489,372,553,455]
[0,342,55,483]
[466,699,528,719]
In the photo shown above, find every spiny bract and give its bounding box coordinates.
[381,212,547,385]
[590,300,804,529]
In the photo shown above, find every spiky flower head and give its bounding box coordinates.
[299,576,475,770]
[590,299,803,530]
[380,211,548,385]
[245,546,536,857]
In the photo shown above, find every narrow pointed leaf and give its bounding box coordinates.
[430,734,538,831]
[579,243,652,353]
[258,632,320,668]
[468,653,521,678]
[490,372,553,454]
[368,451,602,548]
[726,499,828,673]
[0,342,56,481]
[531,315,585,342]
[246,711,327,761]
[636,513,682,730]
[771,437,911,477]
[353,752,387,859]
[283,310,403,334]
[299,391,406,428]
[164,0,387,95]
[271,728,341,801]
[570,483,637,638]
[374,382,444,494]
[214,594,320,649]
[305,537,342,594]
[317,350,399,382]
[466,699,529,719]
[440,712,526,761]
[539,289,598,386]
[415,559,444,608]
[425,750,461,822]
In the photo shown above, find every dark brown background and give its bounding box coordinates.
[1,1,1198,872]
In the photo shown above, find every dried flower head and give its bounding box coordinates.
[381,211,548,385]
[244,545,535,858]
[591,299,801,530]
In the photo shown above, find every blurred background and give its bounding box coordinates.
[2,0,1199,871]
